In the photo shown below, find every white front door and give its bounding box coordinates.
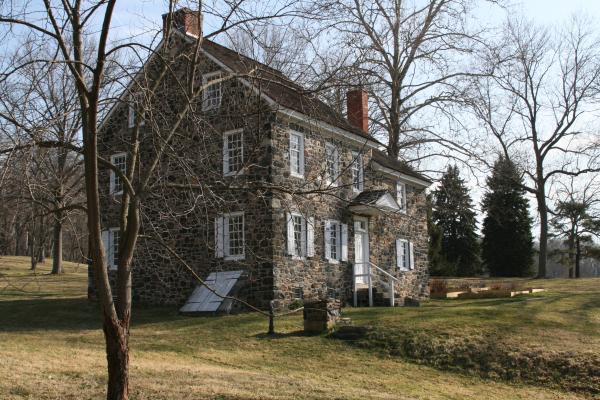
[354,218,369,284]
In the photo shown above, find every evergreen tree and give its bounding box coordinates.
[426,194,445,276]
[481,157,534,277]
[432,166,481,276]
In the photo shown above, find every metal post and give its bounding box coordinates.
[390,280,395,307]
[268,300,275,335]
[368,264,373,307]
[353,262,357,307]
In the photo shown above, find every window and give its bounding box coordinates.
[325,143,339,185]
[292,287,304,300]
[324,220,348,262]
[202,72,222,111]
[396,239,414,271]
[397,181,407,212]
[286,213,314,258]
[289,131,305,178]
[127,96,145,128]
[110,153,127,195]
[351,151,364,192]
[215,212,245,260]
[223,129,244,175]
[102,228,119,270]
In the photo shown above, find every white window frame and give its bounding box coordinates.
[351,150,364,192]
[289,130,305,179]
[215,212,245,261]
[223,129,244,176]
[324,220,348,263]
[202,71,222,112]
[102,228,120,271]
[396,181,407,213]
[325,142,340,186]
[286,212,314,259]
[396,238,414,271]
[109,153,127,195]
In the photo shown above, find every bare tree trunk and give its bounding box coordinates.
[29,232,37,271]
[575,237,581,278]
[51,211,63,274]
[537,192,548,278]
[104,316,130,400]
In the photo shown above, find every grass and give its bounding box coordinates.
[0,256,597,399]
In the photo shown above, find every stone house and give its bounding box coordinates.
[93,8,432,310]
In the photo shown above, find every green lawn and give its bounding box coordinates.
[0,256,597,399]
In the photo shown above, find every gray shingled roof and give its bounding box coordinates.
[203,39,377,142]
[371,150,432,183]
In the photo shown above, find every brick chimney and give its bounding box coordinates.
[162,8,202,37]
[347,88,368,133]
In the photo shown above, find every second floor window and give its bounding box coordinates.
[351,151,363,192]
[223,129,243,175]
[325,143,339,185]
[202,72,222,111]
[397,181,407,212]
[110,153,127,195]
[289,131,305,178]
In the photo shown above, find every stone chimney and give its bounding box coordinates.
[347,88,368,133]
[162,8,202,38]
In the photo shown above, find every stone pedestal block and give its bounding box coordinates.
[303,299,341,333]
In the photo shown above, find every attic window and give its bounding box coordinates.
[396,182,407,212]
[202,71,222,111]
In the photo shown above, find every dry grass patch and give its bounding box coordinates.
[0,257,595,399]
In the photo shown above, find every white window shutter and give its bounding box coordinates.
[128,104,134,128]
[109,170,115,194]
[101,230,110,268]
[286,212,294,255]
[324,220,331,261]
[396,239,404,269]
[299,136,305,176]
[409,242,415,270]
[341,223,348,261]
[306,217,315,257]
[215,217,224,258]
[334,148,340,185]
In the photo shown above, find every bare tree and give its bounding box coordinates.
[0,1,300,398]
[302,0,493,164]
[550,177,600,278]
[469,17,600,278]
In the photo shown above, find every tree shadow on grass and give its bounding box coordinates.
[0,297,187,332]
[254,330,309,340]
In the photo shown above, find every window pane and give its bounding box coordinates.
[203,75,222,110]
[227,214,244,257]
[112,230,120,267]
[326,144,336,182]
[112,155,126,193]
[330,222,338,260]
[293,215,304,256]
[226,131,243,173]
[290,133,301,175]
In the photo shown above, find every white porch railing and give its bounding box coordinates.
[353,261,399,307]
